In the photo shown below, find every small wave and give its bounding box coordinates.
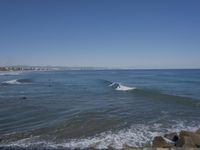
[104,80,198,106]
[109,82,136,91]
[116,84,136,91]
[0,72,22,76]
[1,79,32,85]
[2,79,21,85]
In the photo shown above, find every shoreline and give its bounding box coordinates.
[1,128,200,149]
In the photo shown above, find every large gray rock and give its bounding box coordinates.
[152,136,172,148]
[179,131,200,147]
[164,132,178,142]
[196,128,200,134]
[122,148,143,150]
[122,144,143,150]
[176,136,196,148]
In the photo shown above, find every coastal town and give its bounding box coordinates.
[0,66,61,71]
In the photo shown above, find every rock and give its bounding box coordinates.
[122,145,143,150]
[180,130,195,137]
[22,96,27,100]
[179,131,200,147]
[155,148,170,150]
[176,136,196,148]
[122,148,143,150]
[164,132,178,142]
[172,135,179,143]
[152,136,172,148]
[196,128,200,134]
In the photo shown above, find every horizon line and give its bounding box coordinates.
[0,65,200,70]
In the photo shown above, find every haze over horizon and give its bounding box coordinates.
[0,0,200,69]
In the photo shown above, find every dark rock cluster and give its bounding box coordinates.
[152,128,200,148]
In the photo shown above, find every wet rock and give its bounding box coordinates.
[22,96,27,100]
[179,131,200,147]
[152,136,172,148]
[164,132,178,142]
[172,135,179,144]
[176,136,196,148]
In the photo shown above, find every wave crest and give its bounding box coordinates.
[109,82,136,91]
[2,79,21,85]
[2,79,32,85]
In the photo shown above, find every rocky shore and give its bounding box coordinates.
[1,129,200,150]
[151,128,200,149]
[121,128,200,150]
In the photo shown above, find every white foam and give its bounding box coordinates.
[59,125,160,149]
[116,84,136,91]
[109,82,136,91]
[109,82,117,87]
[50,122,200,149]
[2,124,159,149]
[2,79,21,85]
[0,71,22,76]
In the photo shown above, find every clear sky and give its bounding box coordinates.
[0,0,200,68]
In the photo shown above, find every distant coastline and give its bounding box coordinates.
[0,66,56,72]
[1,66,200,72]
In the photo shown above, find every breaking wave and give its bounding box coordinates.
[1,79,32,85]
[109,82,136,91]
[101,79,200,107]
[0,72,22,76]
[2,79,21,85]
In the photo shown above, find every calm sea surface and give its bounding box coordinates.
[0,69,200,149]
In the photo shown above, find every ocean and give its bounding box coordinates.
[0,69,200,149]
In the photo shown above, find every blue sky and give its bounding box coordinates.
[0,0,200,68]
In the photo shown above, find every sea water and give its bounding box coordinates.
[0,69,200,149]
